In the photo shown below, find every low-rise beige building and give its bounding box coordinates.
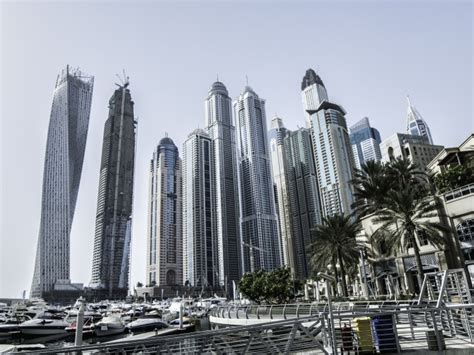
[358,134,474,296]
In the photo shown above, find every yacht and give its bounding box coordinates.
[19,316,69,336]
[126,311,167,333]
[94,314,125,337]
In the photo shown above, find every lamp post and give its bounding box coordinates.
[318,272,337,355]
[359,247,370,299]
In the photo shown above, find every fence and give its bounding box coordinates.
[28,302,474,354]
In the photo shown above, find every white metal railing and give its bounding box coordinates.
[444,183,474,202]
[27,303,474,354]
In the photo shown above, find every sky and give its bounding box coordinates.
[0,1,472,298]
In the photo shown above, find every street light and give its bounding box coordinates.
[318,272,337,355]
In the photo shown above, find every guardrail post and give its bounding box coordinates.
[270,305,273,320]
[245,306,249,319]
[296,304,300,318]
[407,309,415,339]
[392,313,401,353]
[283,304,287,320]
[431,310,443,351]
[257,306,260,319]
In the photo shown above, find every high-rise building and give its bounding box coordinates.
[301,69,355,217]
[350,117,382,170]
[182,129,219,287]
[31,66,93,298]
[234,86,281,273]
[380,133,444,169]
[146,136,182,287]
[204,81,241,289]
[285,127,323,279]
[90,81,136,299]
[268,117,293,269]
[406,96,434,144]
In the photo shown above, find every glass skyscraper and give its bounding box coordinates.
[234,86,281,273]
[268,117,293,269]
[284,127,323,279]
[31,66,94,298]
[406,95,434,144]
[146,136,182,287]
[204,81,241,289]
[90,82,136,299]
[182,129,219,287]
[301,69,355,217]
[349,117,382,170]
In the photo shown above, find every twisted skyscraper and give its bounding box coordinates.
[31,66,94,298]
[90,81,136,299]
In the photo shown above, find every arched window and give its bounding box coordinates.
[457,219,474,242]
[166,270,176,285]
[457,219,474,262]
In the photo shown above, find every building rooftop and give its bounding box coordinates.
[301,68,325,91]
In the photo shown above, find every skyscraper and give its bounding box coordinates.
[380,133,444,169]
[31,66,93,298]
[406,95,434,144]
[204,81,241,289]
[268,117,293,269]
[349,117,382,170]
[182,129,219,287]
[90,81,136,299]
[285,127,323,279]
[146,136,182,287]
[234,86,281,273]
[301,69,355,217]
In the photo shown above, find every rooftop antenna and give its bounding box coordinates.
[245,75,249,86]
[115,70,130,88]
[165,132,168,137]
[216,73,219,82]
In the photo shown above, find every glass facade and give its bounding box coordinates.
[301,69,355,217]
[204,81,241,288]
[284,128,323,279]
[146,137,182,286]
[234,86,282,273]
[182,130,219,287]
[406,96,434,145]
[90,84,136,298]
[349,117,382,170]
[31,66,93,298]
[269,118,293,269]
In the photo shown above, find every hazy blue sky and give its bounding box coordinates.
[1,1,472,298]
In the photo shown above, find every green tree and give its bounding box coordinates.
[308,214,360,297]
[433,165,474,193]
[238,267,296,304]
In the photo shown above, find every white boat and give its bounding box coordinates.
[19,318,69,336]
[126,312,167,333]
[95,314,125,337]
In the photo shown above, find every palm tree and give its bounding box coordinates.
[352,158,449,291]
[309,214,360,297]
[371,184,448,289]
